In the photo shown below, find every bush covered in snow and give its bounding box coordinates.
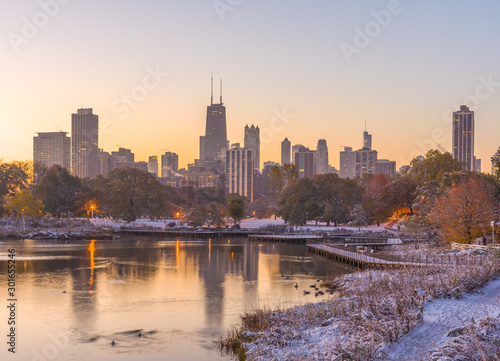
[0,217,117,239]
[429,315,500,361]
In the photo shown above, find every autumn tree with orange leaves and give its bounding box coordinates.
[427,178,496,244]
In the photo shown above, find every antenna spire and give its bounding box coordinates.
[220,78,223,104]
[211,72,213,105]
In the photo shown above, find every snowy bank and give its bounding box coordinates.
[222,258,500,361]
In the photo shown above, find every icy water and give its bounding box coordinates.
[0,237,351,361]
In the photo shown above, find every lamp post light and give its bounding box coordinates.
[91,205,94,219]
[491,221,495,246]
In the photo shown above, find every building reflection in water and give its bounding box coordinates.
[88,239,95,297]
[0,237,351,345]
[199,238,226,329]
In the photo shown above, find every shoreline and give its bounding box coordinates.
[222,254,500,360]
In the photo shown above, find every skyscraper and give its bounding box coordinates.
[33,131,71,170]
[71,108,99,178]
[340,146,356,178]
[200,76,228,161]
[295,146,315,179]
[244,124,260,171]
[315,139,329,174]
[226,144,253,201]
[355,148,378,177]
[363,128,372,150]
[452,105,475,171]
[162,152,179,179]
[291,144,304,164]
[281,138,291,165]
[148,156,159,177]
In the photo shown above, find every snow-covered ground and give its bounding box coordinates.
[131,218,398,232]
[226,261,500,361]
[384,277,500,360]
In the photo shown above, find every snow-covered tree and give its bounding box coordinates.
[349,204,368,230]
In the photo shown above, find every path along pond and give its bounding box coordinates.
[0,236,352,361]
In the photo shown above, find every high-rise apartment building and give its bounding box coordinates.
[71,108,99,178]
[339,146,356,178]
[162,152,179,179]
[295,146,315,179]
[110,147,135,171]
[475,158,481,173]
[244,125,260,171]
[315,139,329,174]
[148,156,159,177]
[111,148,134,163]
[376,159,396,177]
[226,144,253,201]
[98,149,111,177]
[33,131,71,170]
[452,105,475,171]
[355,149,378,177]
[281,138,291,165]
[200,76,228,161]
[291,144,304,165]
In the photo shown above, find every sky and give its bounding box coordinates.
[1,0,499,171]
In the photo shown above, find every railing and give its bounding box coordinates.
[451,242,500,251]
[372,252,489,267]
[308,243,494,268]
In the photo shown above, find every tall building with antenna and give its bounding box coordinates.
[363,120,372,150]
[200,74,228,161]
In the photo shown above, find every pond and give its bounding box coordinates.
[0,236,352,361]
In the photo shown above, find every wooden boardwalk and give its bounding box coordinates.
[307,243,426,270]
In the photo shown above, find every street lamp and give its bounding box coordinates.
[91,205,94,219]
[491,221,495,246]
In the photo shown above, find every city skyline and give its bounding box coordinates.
[1,1,500,171]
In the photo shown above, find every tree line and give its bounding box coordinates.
[270,148,500,243]
[0,162,246,227]
[2,146,500,242]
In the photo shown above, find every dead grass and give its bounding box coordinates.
[222,259,500,361]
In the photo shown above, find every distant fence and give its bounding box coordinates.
[451,242,500,251]
[373,252,490,267]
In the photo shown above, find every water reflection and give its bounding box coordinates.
[0,237,352,361]
[89,239,95,296]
